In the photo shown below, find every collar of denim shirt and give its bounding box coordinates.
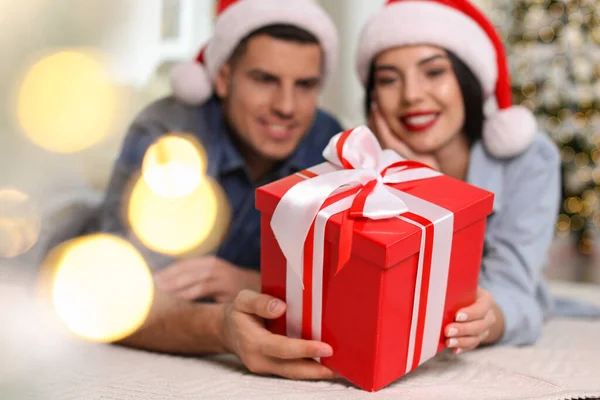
[201,96,311,181]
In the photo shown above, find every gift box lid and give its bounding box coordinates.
[256,165,494,269]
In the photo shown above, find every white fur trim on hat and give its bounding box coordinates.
[206,0,338,79]
[170,61,212,106]
[356,1,497,97]
[483,106,537,158]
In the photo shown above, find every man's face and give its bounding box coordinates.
[214,34,323,163]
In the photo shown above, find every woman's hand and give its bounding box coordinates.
[444,288,503,354]
[368,101,440,170]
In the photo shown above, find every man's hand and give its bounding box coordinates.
[444,288,502,354]
[154,256,261,303]
[369,101,440,170]
[221,290,336,380]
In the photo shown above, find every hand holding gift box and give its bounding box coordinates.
[256,126,494,391]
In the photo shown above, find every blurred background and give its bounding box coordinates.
[1,0,599,284]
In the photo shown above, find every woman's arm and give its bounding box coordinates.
[478,136,561,345]
[444,135,561,351]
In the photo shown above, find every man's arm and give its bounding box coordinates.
[95,126,157,235]
[153,256,261,303]
[118,289,226,355]
[118,289,337,381]
[87,124,178,269]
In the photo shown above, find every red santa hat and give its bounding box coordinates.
[170,0,338,107]
[356,0,537,158]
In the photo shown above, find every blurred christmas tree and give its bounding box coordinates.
[484,0,599,265]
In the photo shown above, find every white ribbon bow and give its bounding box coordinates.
[270,126,441,279]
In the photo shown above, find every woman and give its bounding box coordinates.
[356,0,563,353]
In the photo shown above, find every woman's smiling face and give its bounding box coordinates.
[371,45,466,155]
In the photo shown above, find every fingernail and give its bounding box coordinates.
[446,327,458,337]
[454,348,463,355]
[448,338,458,348]
[456,312,468,322]
[268,300,285,314]
[317,347,333,358]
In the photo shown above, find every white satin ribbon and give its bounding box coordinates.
[274,126,455,374]
[285,168,454,372]
[389,187,454,370]
[271,126,442,281]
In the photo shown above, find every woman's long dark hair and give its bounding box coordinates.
[364,51,484,147]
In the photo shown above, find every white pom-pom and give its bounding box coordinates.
[482,105,537,158]
[169,62,212,106]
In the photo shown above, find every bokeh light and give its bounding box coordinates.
[556,213,570,227]
[578,229,595,255]
[570,215,585,232]
[127,174,231,257]
[576,166,593,184]
[142,134,207,198]
[47,234,153,343]
[539,26,555,42]
[0,188,41,258]
[592,167,600,184]
[16,50,117,153]
[565,197,583,214]
[561,146,575,163]
[545,116,562,134]
[558,129,574,144]
[521,81,537,98]
[574,152,590,168]
[549,2,565,18]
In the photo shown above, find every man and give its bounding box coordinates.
[87,0,342,380]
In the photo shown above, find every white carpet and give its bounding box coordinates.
[1,275,599,400]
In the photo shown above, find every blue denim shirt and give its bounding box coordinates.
[468,132,600,346]
[92,96,343,271]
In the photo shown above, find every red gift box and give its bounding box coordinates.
[256,127,494,392]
